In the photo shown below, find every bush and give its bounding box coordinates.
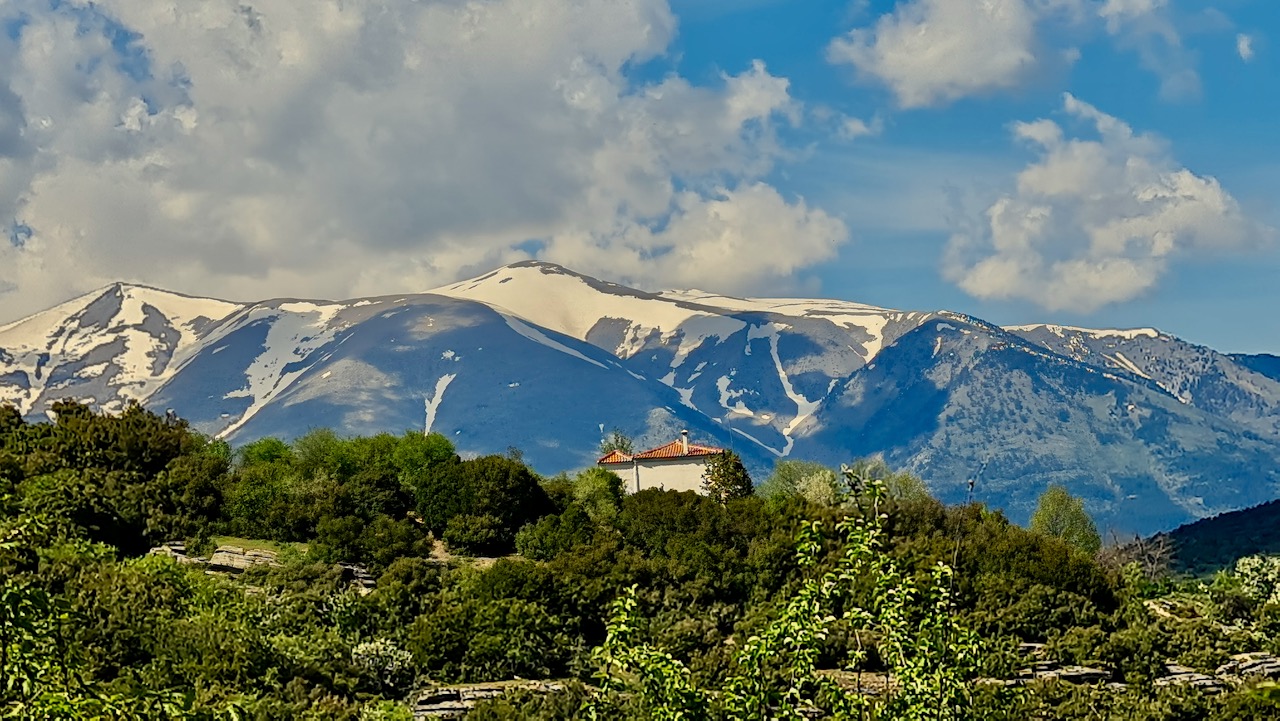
[444,514,505,556]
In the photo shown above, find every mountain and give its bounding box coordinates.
[3,261,1279,535]
[1163,498,1280,576]
[0,283,241,416]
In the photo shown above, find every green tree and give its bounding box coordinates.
[701,451,752,503]
[841,457,932,504]
[599,429,634,457]
[417,455,552,554]
[574,467,624,525]
[1030,485,1102,555]
[0,405,22,439]
[235,436,294,468]
[758,460,838,506]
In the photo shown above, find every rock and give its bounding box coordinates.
[1216,652,1280,680]
[338,562,377,594]
[1017,643,1047,658]
[207,546,281,574]
[1038,665,1112,684]
[1155,664,1226,693]
[148,542,207,565]
[412,681,566,719]
[1010,658,1112,685]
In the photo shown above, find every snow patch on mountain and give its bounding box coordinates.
[423,373,457,434]
[501,315,608,370]
[214,302,350,437]
[1005,323,1161,341]
[0,284,240,414]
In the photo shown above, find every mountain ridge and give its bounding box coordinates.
[3,262,1278,535]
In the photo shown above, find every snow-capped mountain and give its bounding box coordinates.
[3,261,1279,536]
[0,283,241,415]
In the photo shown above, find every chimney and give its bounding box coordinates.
[681,429,689,455]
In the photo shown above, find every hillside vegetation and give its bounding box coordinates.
[3,402,1280,719]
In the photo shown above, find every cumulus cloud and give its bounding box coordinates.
[545,182,847,293]
[944,94,1274,312]
[828,0,1201,107]
[0,0,845,322]
[1237,34,1255,62]
[826,0,1039,109]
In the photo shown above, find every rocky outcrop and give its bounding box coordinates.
[148,541,206,565]
[147,542,377,593]
[1154,665,1227,693]
[1216,652,1280,680]
[339,562,378,595]
[412,681,565,719]
[207,546,282,573]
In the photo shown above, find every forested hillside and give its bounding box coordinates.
[3,403,1280,719]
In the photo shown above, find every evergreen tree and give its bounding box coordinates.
[701,451,752,502]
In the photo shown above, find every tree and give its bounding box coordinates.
[1030,485,1102,555]
[598,428,634,456]
[416,455,552,554]
[758,460,839,506]
[701,451,752,503]
[573,467,623,525]
[841,456,932,504]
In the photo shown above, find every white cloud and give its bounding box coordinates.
[826,0,1039,109]
[545,182,846,294]
[828,0,1201,107]
[1098,0,1199,100]
[945,94,1274,312]
[1237,33,1255,62]
[838,114,882,141]
[0,0,846,322]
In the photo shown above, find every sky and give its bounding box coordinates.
[0,0,1276,353]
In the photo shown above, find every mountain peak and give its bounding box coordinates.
[1005,323,1164,341]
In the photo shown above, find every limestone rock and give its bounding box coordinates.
[207,546,281,574]
[1216,652,1280,680]
[1155,664,1227,693]
[412,681,565,719]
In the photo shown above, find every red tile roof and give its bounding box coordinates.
[597,449,633,464]
[632,439,724,460]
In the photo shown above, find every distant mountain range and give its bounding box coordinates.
[3,261,1279,535]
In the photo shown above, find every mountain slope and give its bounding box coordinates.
[0,283,241,416]
[3,262,1279,535]
[145,292,766,473]
[1007,325,1280,440]
[812,317,1280,532]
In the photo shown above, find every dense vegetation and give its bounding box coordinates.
[1165,499,1280,577]
[3,403,1280,718]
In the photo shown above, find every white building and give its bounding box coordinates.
[598,430,725,494]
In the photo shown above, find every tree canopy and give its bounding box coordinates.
[701,450,753,502]
[1030,484,1103,555]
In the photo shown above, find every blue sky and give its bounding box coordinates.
[667,0,1279,352]
[1,0,1276,353]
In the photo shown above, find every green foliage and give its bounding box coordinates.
[599,429,634,457]
[841,456,932,503]
[758,460,839,506]
[417,455,552,555]
[408,595,575,682]
[700,451,753,503]
[574,467,624,525]
[586,471,981,719]
[516,504,595,562]
[1030,485,1103,555]
[236,436,295,467]
[1,402,223,555]
[5,404,1280,718]
[443,514,506,556]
